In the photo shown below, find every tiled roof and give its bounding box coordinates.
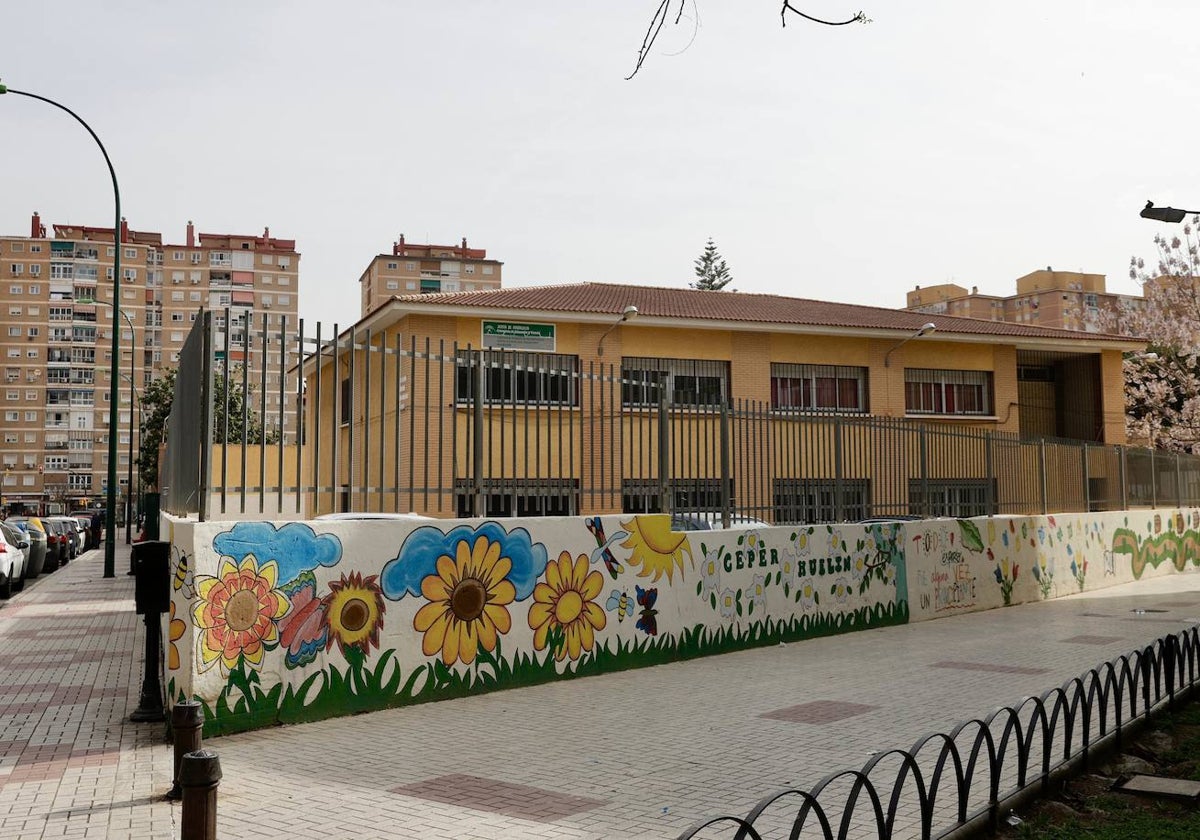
[389,282,1135,342]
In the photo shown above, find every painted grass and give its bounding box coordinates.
[197,600,909,737]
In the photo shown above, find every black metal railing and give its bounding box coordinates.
[678,626,1200,840]
[160,313,1200,520]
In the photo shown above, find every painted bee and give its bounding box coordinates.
[172,548,194,597]
[606,589,634,622]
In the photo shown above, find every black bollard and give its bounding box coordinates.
[130,541,170,723]
[179,749,221,840]
[167,702,204,800]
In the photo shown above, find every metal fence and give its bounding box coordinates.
[162,312,1200,521]
[678,627,1200,840]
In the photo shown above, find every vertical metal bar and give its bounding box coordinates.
[295,317,304,516]
[919,424,930,519]
[198,311,213,523]
[719,401,731,526]
[258,312,267,514]
[377,332,387,511]
[1119,445,1128,510]
[363,329,373,511]
[1039,438,1049,515]
[220,307,231,515]
[330,324,340,514]
[1175,452,1183,507]
[437,338,446,513]
[654,385,667,514]
[985,431,995,516]
[408,335,417,513]
[312,322,323,517]
[472,351,485,516]
[597,359,606,511]
[1082,442,1091,513]
[422,336,431,510]
[240,312,249,514]
[277,314,286,515]
[346,327,356,512]
[1151,448,1157,509]
[395,334,403,511]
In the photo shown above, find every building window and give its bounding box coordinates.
[454,478,579,518]
[9,286,22,295]
[908,479,992,518]
[3,411,16,422]
[339,377,351,424]
[621,357,729,408]
[9,264,22,275]
[904,369,992,415]
[482,266,494,275]
[773,479,871,524]
[125,247,136,259]
[7,327,20,338]
[621,478,732,515]
[385,280,399,291]
[455,350,579,406]
[29,264,41,276]
[277,256,290,268]
[771,363,867,412]
[386,261,398,270]
[406,262,417,271]
[465,264,475,274]
[262,254,274,265]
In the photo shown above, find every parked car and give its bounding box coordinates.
[0,520,29,598]
[73,514,95,550]
[50,516,85,559]
[6,516,48,578]
[670,513,772,531]
[40,518,70,571]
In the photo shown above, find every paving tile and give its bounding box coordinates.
[1060,634,1125,645]
[760,700,879,724]
[930,660,1052,676]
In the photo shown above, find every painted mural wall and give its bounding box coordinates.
[163,515,907,735]
[903,509,1200,621]
[163,508,1200,735]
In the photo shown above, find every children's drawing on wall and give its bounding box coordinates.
[1112,509,1200,578]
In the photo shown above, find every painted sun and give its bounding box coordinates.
[620,516,693,583]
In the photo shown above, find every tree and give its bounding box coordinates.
[627,2,870,79]
[136,365,279,490]
[1113,219,1200,452]
[692,238,734,290]
[138,369,176,491]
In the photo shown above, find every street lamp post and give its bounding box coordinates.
[1,81,122,577]
[119,372,143,545]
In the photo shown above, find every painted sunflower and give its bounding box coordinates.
[528,551,606,661]
[620,516,692,582]
[322,571,386,657]
[192,555,290,673]
[413,535,515,666]
[167,600,186,672]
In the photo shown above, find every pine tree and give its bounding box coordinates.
[692,238,733,290]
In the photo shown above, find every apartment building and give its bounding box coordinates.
[0,212,299,513]
[357,234,501,317]
[905,268,1144,332]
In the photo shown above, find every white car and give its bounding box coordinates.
[0,521,29,599]
[671,513,772,531]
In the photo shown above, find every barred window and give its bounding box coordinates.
[904,369,992,415]
[454,478,578,517]
[773,479,870,524]
[771,363,867,412]
[455,350,578,406]
[909,479,992,518]
[621,357,729,408]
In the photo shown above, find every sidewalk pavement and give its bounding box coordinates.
[2,545,1199,840]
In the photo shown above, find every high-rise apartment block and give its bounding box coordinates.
[357,234,501,317]
[905,268,1144,332]
[0,212,299,513]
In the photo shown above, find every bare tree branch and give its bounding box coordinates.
[780,3,870,28]
[627,2,870,80]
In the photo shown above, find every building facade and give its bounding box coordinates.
[299,283,1141,521]
[0,212,299,513]
[906,268,1144,333]
[357,234,502,317]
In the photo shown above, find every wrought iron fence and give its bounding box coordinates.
[677,626,1200,840]
[161,312,1200,521]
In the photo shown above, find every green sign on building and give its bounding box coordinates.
[481,320,556,351]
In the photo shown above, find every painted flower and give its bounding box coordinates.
[797,578,818,609]
[882,563,897,587]
[322,571,386,657]
[748,574,767,611]
[413,535,515,666]
[780,547,798,587]
[718,587,736,619]
[192,554,290,673]
[831,576,851,604]
[851,553,867,583]
[620,516,693,583]
[167,600,186,672]
[827,529,842,554]
[793,529,813,558]
[528,551,606,661]
[698,545,722,594]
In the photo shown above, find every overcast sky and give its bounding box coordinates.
[1,1,1193,329]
